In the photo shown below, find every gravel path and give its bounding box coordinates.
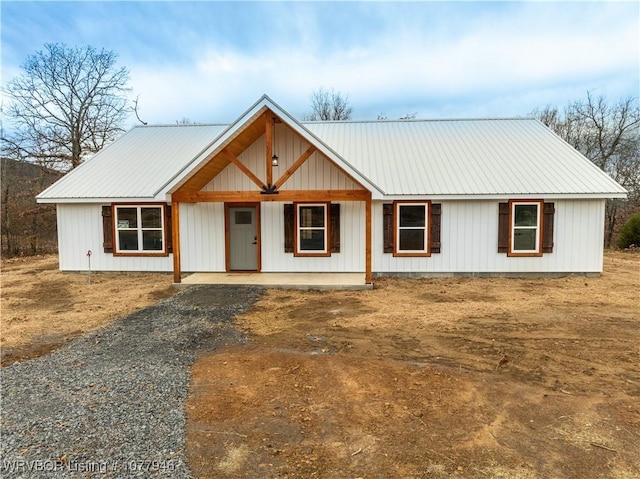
[1,285,263,478]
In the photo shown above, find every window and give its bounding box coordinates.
[383,202,440,255]
[294,202,330,256]
[498,201,554,256]
[509,200,543,256]
[284,203,340,254]
[114,204,166,255]
[510,201,542,255]
[394,201,431,256]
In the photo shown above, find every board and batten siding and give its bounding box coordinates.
[57,204,173,271]
[202,127,361,192]
[179,201,365,273]
[260,202,365,272]
[373,199,605,274]
[58,199,605,274]
[179,202,226,271]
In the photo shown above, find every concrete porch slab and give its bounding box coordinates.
[175,272,371,290]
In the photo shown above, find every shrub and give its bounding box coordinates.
[617,213,640,249]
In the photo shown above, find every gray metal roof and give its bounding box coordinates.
[37,124,227,201]
[304,118,627,197]
[38,99,626,202]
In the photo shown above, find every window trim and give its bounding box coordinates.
[113,203,169,257]
[294,201,331,257]
[393,200,431,257]
[508,199,544,257]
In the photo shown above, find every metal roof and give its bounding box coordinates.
[38,97,627,202]
[304,118,627,197]
[37,124,227,201]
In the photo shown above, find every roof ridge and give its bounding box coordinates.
[134,123,229,128]
[134,118,539,129]
[302,117,536,124]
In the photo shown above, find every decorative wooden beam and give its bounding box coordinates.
[172,201,181,283]
[172,189,371,203]
[273,145,317,190]
[266,116,273,187]
[221,149,266,190]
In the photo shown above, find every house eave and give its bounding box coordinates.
[36,196,159,204]
[378,192,628,201]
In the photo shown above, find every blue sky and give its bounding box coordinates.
[1,1,638,126]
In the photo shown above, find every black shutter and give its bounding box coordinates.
[165,205,173,253]
[284,204,294,253]
[542,202,555,253]
[102,205,114,253]
[330,203,340,253]
[383,203,394,253]
[430,203,441,253]
[498,202,509,253]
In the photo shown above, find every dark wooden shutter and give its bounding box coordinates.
[498,202,509,253]
[284,203,294,253]
[165,205,173,253]
[383,203,394,253]
[430,203,441,253]
[102,205,114,253]
[542,202,555,253]
[330,203,340,253]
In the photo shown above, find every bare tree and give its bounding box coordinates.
[532,92,640,247]
[304,87,353,121]
[2,43,131,171]
[377,112,417,120]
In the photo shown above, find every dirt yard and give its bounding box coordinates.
[187,253,639,479]
[0,255,175,365]
[2,253,639,478]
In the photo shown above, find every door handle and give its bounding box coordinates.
[252,236,257,245]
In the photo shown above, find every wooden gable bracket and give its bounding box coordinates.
[273,145,317,190]
[221,149,266,190]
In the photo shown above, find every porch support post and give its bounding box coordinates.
[172,200,181,283]
[365,193,372,284]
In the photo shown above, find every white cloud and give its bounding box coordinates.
[122,1,638,124]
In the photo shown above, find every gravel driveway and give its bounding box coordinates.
[1,285,263,478]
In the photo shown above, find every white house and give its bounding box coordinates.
[37,95,627,284]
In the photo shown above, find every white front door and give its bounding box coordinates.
[228,206,258,271]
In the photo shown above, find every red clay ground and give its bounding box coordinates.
[186,253,639,479]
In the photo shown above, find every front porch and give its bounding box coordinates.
[175,272,371,290]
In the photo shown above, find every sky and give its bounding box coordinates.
[1,1,639,126]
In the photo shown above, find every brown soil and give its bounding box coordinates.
[2,253,639,478]
[0,255,175,366]
[187,252,640,479]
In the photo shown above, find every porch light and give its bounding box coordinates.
[271,154,279,167]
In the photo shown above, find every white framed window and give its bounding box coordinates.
[509,200,543,256]
[394,201,430,256]
[295,202,329,256]
[114,204,166,255]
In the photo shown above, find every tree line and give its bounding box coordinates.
[1,43,638,256]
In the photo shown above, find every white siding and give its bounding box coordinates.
[175,202,365,273]
[59,199,605,274]
[260,202,365,273]
[57,204,173,271]
[373,199,605,274]
[179,203,226,271]
[202,125,361,192]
